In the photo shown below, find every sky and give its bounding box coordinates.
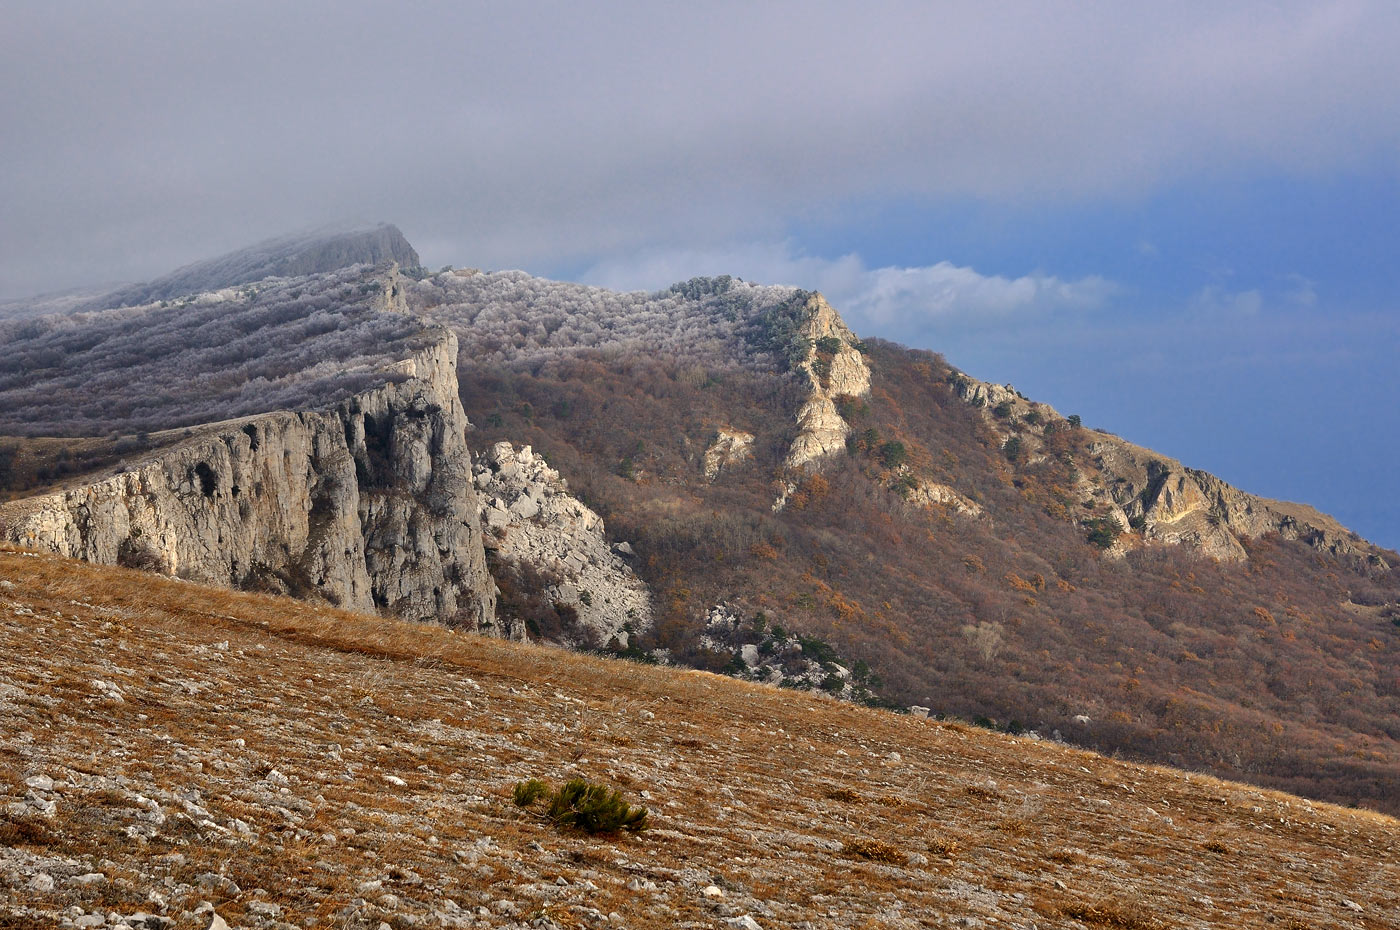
[3,1,1398,549]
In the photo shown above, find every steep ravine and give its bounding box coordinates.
[0,330,500,631]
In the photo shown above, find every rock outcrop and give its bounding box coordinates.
[699,605,879,703]
[950,371,1384,566]
[773,294,871,509]
[781,294,871,472]
[702,429,755,481]
[905,478,983,518]
[0,330,500,631]
[475,441,652,646]
[1087,437,1379,565]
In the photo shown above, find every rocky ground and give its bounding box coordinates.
[1,545,1397,930]
[475,442,651,647]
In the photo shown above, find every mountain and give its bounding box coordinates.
[1,545,1395,929]
[2,232,1398,814]
[91,223,420,311]
[0,262,497,633]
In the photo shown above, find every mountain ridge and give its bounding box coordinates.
[90,223,420,311]
[2,229,1398,812]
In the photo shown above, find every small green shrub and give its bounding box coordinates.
[1084,515,1124,549]
[878,440,907,469]
[512,778,647,834]
[512,779,549,808]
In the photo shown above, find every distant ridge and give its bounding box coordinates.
[92,223,420,309]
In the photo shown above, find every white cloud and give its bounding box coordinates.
[3,2,1400,296]
[581,241,1116,336]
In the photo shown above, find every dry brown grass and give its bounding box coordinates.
[1056,898,1161,928]
[2,543,1399,929]
[841,838,905,863]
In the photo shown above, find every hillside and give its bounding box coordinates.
[411,271,1400,813]
[2,546,1397,930]
[2,236,1398,814]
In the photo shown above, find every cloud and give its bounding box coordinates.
[580,241,1116,336]
[3,2,1400,297]
[1193,285,1264,316]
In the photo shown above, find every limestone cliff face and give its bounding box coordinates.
[0,330,500,630]
[1088,438,1379,565]
[763,295,874,514]
[781,294,872,473]
[476,441,651,646]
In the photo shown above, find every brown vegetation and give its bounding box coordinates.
[459,340,1400,813]
[1,546,1396,928]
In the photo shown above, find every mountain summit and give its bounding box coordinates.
[94,223,420,310]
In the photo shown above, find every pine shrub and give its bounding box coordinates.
[511,777,648,834]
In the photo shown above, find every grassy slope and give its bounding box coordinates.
[1,546,1396,929]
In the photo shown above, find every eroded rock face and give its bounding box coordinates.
[781,294,871,473]
[1095,441,1375,564]
[950,369,1385,566]
[476,441,652,646]
[905,479,982,518]
[703,429,755,481]
[772,295,871,510]
[0,331,498,631]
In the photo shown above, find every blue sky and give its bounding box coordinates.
[3,1,1397,548]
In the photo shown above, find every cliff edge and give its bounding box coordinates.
[0,329,499,631]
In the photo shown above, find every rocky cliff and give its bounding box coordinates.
[476,441,651,646]
[0,330,499,630]
[781,294,872,472]
[774,294,871,509]
[951,371,1384,566]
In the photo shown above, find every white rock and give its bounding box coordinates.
[384,774,407,786]
[702,885,725,898]
[909,705,930,718]
[24,773,54,791]
[726,917,763,930]
[0,332,499,634]
[28,872,55,892]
